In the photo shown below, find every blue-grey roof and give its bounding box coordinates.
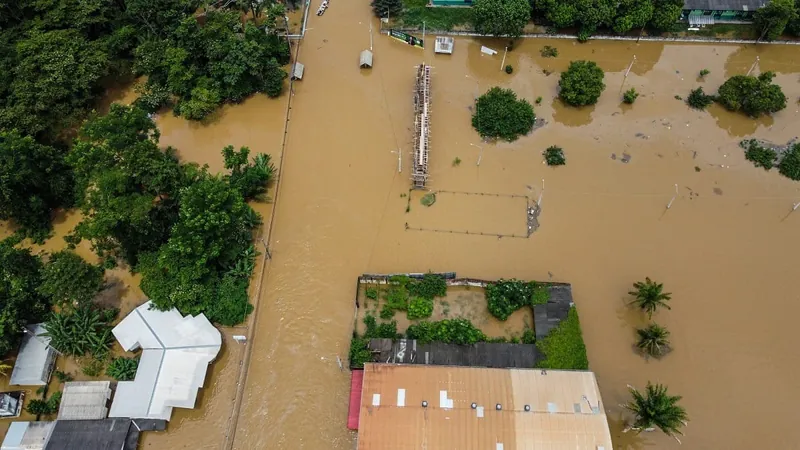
[683,0,767,11]
[10,324,57,386]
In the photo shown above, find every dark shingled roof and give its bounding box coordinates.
[368,339,544,368]
[44,418,167,450]
[682,0,767,11]
[533,285,575,341]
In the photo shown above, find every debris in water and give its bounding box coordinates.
[611,153,617,160]
[621,153,632,163]
[713,188,723,195]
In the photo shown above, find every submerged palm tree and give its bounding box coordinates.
[622,383,688,443]
[636,323,671,358]
[629,277,671,318]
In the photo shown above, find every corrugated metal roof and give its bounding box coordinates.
[58,381,112,421]
[292,62,304,80]
[682,0,766,11]
[434,36,454,54]
[367,339,544,368]
[108,302,221,421]
[360,50,373,68]
[45,419,131,450]
[10,324,56,386]
[347,370,364,429]
[357,364,613,449]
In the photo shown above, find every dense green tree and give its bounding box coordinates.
[67,105,184,264]
[124,0,201,38]
[613,0,654,33]
[754,0,797,40]
[716,72,787,117]
[0,240,50,356]
[687,87,714,110]
[472,0,531,38]
[623,383,688,443]
[39,251,104,309]
[558,60,606,106]
[788,0,800,35]
[537,0,616,33]
[223,146,276,200]
[133,11,291,120]
[628,277,671,318]
[371,0,402,18]
[471,87,536,141]
[648,0,683,31]
[0,131,74,236]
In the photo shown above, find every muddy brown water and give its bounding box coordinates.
[2,4,800,449]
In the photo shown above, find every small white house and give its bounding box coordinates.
[9,324,56,386]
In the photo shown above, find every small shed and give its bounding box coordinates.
[359,50,373,68]
[291,62,304,80]
[58,381,112,421]
[9,324,56,386]
[0,392,24,418]
[434,37,454,55]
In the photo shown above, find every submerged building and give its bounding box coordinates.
[351,363,613,449]
[9,324,56,387]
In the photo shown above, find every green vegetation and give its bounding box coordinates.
[452,157,462,167]
[421,192,437,206]
[544,146,566,166]
[54,370,74,383]
[636,323,671,358]
[540,45,559,58]
[472,87,536,141]
[536,308,588,370]
[407,297,434,320]
[44,306,116,358]
[778,144,800,180]
[486,279,549,321]
[741,140,778,170]
[629,277,671,319]
[505,65,514,74]
[558,61,605,107]
[365,287,379,300]
[699,69,710,79]
[716,72,787,117]
[0,239,50,356]
[81,357,106,377]
[400,0,473,30]
[754,0,797,40]
[106,357,140,381]
[26,392,61,416]
[39,251,104,309]
[535,96,543,105]
[223,146,276,201]
[473,0,530,38]
[406,318,487,345]
[521,328,536,344]
[536,0,680,37]
[623,88,639,104]
[408,273,447,299]
[371,0,403,18]
[687,87,714,110]
[350,315,401,368]
[349,337,372,369]
[0,131,74,239]
[623,383,688,442]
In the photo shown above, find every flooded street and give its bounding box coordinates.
[3,2,800,449]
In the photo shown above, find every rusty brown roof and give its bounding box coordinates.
[357,364,613,449]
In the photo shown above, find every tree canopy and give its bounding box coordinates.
[0,131,73,238]
[754,0,798,40]
[558,60,606,106]
[472,0,532,38]
[0,239,50,356]
[39,251,104,309]
[371,0,403,18]
[716,72,787,117]
[471,87,536,141]
[534,0,681,36]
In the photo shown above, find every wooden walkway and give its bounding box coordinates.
[412,64,431,189]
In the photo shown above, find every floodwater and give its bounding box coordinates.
[2,3,800,449]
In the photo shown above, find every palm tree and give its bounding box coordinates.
[636,323,671,358]
[629,277,671,318]
[622,383,688,443]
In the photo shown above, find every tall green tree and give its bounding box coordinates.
[754,0,797,40]
[537,0,616,34]
[222,146,276,200]
[471,87,536,141]
[716,72,787,117]
[0,239,50,356]
[0,131,74,237]
[628,277,671,318]
[39,251,104,309]
[371,0,402,18]
[473,0,531,38]
[613,0,654,33]
[67,105,184,264]
[623,383,688,443]
[648,0,683,31]
[558,60,606,106]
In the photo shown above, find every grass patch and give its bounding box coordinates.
[687,23,757,39]
[400,0,473,30]
[535,308,589,370]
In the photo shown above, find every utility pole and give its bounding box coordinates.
[369,21,373,51]
[625,55,636,78]
[500,46,508,71]
[471,143,484,166]
[537,179,544,207]
[666,184,678,209]
[422,21,426,48]
[746,56,759,76]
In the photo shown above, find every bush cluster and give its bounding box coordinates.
[623,88,639,104]
[779,144,800,180]
[544,146,566,166]
[406,319,487,345]
[716,72,786,117]
[486,279,550,321]
[106,357,139,381]
[558,61,605,107]
[687,87,714,110]
[741,140,778,170]
[26,392,62,416]
[407,297,434,320]
[472,87,536,141]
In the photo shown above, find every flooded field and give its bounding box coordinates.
[2,2,800,449]
[355,285,533,339]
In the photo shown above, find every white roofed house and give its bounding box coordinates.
[9,324,56,386]
[108,301,221,421]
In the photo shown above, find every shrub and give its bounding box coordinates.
[540,45,559,58]
[505,65,513,74]
[379,305,395,320]
[349,337,371,368]
[521,328,536,344]
[81,357,105,377]
[623,88,639,104]
[44,306,115,357]
[531,286,550,305]
[406,319,486,345]
[106,357,139,381]
[54,370,73,383]
[741,140,777,170]
[485,279,538,321]
[452,157,462,167]
[636,323,671,358]
[699,69,710,79]
[544,146,566,166]
[408,273,447,300]
[472,87,536,141]
[687,87,714,110]
[778,144,800,180]
[536,308,588,370]
[364,315,399,340]
[365,287,379,300]
[26,392,61,416]
[407,297,434,320]
[535,96,542,105]
[385,285,409,311]
[716,72,786,117]
[558,61,605,106]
